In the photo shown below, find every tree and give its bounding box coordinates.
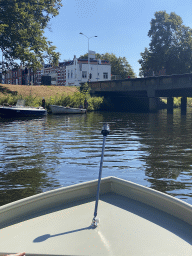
[0,0,62,70]
[139,11,192,76]
[79,52,136,78]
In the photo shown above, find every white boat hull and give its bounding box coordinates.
[0,177,192,255]
[50,105,86,114]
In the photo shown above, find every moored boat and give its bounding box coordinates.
[50,104,86,114]
[0,100,47,118]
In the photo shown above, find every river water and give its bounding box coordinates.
[0,109,192,206]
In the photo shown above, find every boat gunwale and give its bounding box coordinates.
[50,105,86,114]
[51,105,86,110]
[0,176,192,227]
[0,106,46,111]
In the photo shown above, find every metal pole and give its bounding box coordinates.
[92,124,110,227]
[79,33,97,82]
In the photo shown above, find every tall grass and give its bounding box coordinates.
[0,89,104,112]
[46,90,103,111]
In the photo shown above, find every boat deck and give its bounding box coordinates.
[0,177,192,255]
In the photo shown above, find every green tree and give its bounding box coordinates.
[0,0,62,70]
[79,52,136,78]
[139,11,192,76]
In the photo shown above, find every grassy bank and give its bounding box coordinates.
[0,84,104,111]
[0,84,78,98]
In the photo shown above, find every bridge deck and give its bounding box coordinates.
[89,73,192,98]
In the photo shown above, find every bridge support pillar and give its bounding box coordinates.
[167,97,173,114]
[181,97,187,115]
[149,97,158,112]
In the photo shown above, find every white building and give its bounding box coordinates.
[39,52,111,86]
[65,54,111,86]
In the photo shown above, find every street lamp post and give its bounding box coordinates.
[79,33,97,82]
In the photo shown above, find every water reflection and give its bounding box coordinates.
[0,117,60,205]
[145,111,192,197]
[0,109,192,206]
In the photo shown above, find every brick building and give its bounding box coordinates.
[4,67,35,85]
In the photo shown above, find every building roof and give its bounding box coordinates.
[59,61,73,67]
[78,59,110,64]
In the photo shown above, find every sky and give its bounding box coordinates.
[2,0,192,76]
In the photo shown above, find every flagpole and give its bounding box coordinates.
[92,123,110,227]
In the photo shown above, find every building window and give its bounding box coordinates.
[71,70,73,78]
[103,72,108,79]
[68,71,70,79]
[82,71,87,78]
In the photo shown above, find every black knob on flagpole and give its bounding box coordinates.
[101,123,110,136]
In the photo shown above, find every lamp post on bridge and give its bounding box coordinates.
[79,33,97,82]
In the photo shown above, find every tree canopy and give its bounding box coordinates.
[139,11,192,76]
[0,0,62,70]
[79,52,136,79]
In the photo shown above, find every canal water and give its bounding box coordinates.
[0,109,192,206]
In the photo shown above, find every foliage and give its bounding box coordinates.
[79,82,90,94]
[173,98,181,108]
[0,93,41,107]
[139,11,192,76]
[0,91,104,112]
[0,0,62,70]
[187,98,192,107]
[160,97,190,108]
[46,90,103,111]
[79,52,136,78]
[87,96,104,111]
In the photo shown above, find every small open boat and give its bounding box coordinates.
[0,124,192,255]
[50,105,86,114]
[0,100,47,118]
[0,177,192,255]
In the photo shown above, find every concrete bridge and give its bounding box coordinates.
[89,73,192,113]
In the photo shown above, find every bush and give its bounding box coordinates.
[173,97,181,108]
[46,91,104,111]
[0,89,104,111]
[88,97,104,111]
[0,95,19,106]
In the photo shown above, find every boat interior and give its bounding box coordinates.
[0,176,192,255]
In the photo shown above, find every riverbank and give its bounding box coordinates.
[0,84,104,111]
[0,84,78,99]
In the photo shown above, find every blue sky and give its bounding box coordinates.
[3,0,192,76]
[43,0,192,76]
